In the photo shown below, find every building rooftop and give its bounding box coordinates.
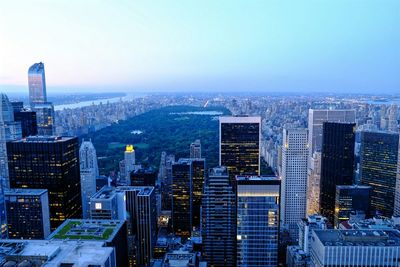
[236,175,279,183]
[28,62,45,73]
[209,166,228,176]
[163,250,196,267]
[313,229,400,247]
[219,115,261,124]
[91,186,117,200]
[0,239,113,266]
[48,219,125,241]
[11,136,75,143]
[117,186,154,196]
[4,188,48,196]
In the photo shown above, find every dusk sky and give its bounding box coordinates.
[0,0,399,94]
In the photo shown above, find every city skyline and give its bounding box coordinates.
[1,1,399,94]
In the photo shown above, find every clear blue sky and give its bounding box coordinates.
[0,0,399,94]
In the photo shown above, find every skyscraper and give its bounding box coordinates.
[7,136,82,230]
[236,176,280,267]
[0,186,6,239]
[130,167,157,186]
[281,127,308,240]
[190,139,202,158]
[360,131,399,217]
[334,185,371,227]
[28,62,55,136]
[28,62,47,105]
[191,158,205,229]
[307,152,321,215]
[90,186,126,220]
[172,159,192,237]
[4,188,51,239]
[219,116,261,181]
[12,103,38,138]
[0,93,22,189]
[202,166,236,266]
[79,139,99,219]
[124,144,136,183]
[161,153,174,211]
[319,122,356,224]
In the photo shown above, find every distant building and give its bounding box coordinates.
[360,131,399,217]
[131,167,157,186]
[28,62,47,105]
[0,239,116,266]
[281,127,308,240]
[202,166,236,266]
[320,122,356,224]
[190,139,202,158]
[236,176,280,267]
[90,186,126,220]
[49,219,128,267]
[4,188,50,239]
[172,159,192,238]
[334,185,372,227]
[7,136,82,230]
[310,229,400,266]
[124,144,136,183]
[11,101,37,138]
[219,116,261,181]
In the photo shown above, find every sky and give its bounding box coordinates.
[0,0,399,94]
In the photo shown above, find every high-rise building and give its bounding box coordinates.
[191,158,205,229]
[190,139,202,158]
[4,188,50,239]
[131,167,157,186]
[124,144,136,182]
[172,159,192,237]
[307,152,321,215]
[308,109,356,154]
[388,104,398,132]
[310,229,400,266]
[28,62,47,105]
[161,153,175,211]
[0,93,22,189]
[219,116,261,181]
[334,185,371,227]
[79,139,99,219]
[320,122,355,224]
[202,166,236,266]
[0,186,7,239]
[236,176,280,267]
[28,63,55,136]
[90,186,126,220]
[119,186,157,266]
[281,127,308,240]
[11,102,38,138]
[360,131,399,217]
[7,136,82,230]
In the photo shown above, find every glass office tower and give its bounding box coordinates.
[360,131,399,217]
[28,62,47,105]
[219,116,261,182]
[7,136,82,230]
[320,122,356,224]
[236,176,280,267]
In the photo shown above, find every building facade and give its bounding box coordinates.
[7,136,82,230]
[281,127,308,240]
[320,122,356,224]
[190,139,202,158]
[236,176,280,267]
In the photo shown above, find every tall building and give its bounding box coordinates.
[219,116,261,181]
[281,127,308,240]
[28,62,47,105]
[0,186,7,239]
[360,131,399,217]
[116,186,157,267]
[334,185,371,227]
[79,139,99,219]
[307,152,321,215]
[161,153,175,211]
[124,144,136,183]
[11,102,38,138]
[310,229,400,266]
[131,167,157,186]
[7,136,82,230]
[388,104,398,132]
[172,159,192,237]
[236,176,280,267]
[202,166,236,266]
[190,139,201,158]
[320,122,355,224]
[191,158,205,229]
[90,186,126,220]
[4,188,50,239]
[0,93,22,189]
[31,102,55,136]
[308,109,356,154]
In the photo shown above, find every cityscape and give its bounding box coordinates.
[1,1,400,267]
